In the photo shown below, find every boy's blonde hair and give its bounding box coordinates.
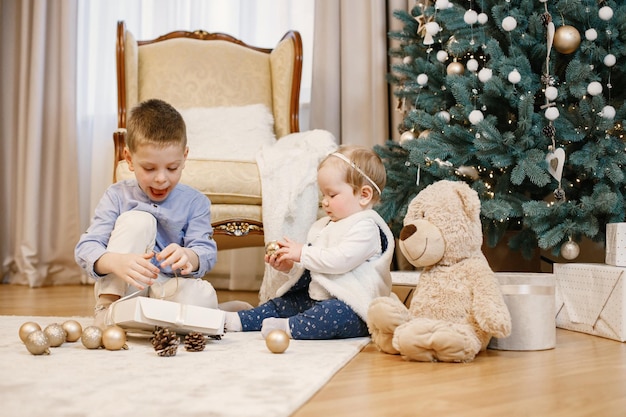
[320,144,387,203]
[126,99,187,153]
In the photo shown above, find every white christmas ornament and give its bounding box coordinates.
[508,69,521,84]
[469,110,484,125]
[545,86,558,101]
[478,13,489,25]
[435,0,451,10]
[436,50,448,63]
[466,59,479,72]
[436,110,451,123]
[464,10,478,25]
[478,68,493,83]
[585,28,598,41]
[425,22,440,36]
[603,54,616,67]
[601,105,616,119]
[599,6,614,21]
[502,16,517,32]
[587,81,603,96]
[403,56,412,64]
[417,73,429,86]
[545,107,560,121]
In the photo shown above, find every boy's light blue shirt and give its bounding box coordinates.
[75,179,217,280]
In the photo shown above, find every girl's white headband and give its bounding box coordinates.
[331,152,381,195]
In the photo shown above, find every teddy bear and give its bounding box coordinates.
[367,180,511,362]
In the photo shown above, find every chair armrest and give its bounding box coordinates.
[113,129,126,182]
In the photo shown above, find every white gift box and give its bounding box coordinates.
[605,223,626,267]
[555,263,626,342]
[109,296,225,336]
[487,273,555,351]
[391,271,556,351]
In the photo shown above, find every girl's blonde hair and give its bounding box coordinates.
[320,144,386,203]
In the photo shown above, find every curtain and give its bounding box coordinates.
[310,0,409,147]
[0,0,84,286]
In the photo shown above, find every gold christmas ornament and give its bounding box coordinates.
[44,323,67,347]
[24,330,51,355]
[19,321,41,343]
[102,325,128,351]
[265,241,280,257]
[553,25,581,54]
[418,130,431,140]
[265,329,290,354]
[62,320,83,342]
[81,326,103,349]
[446,61,465,76]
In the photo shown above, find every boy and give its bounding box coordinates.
[75,99,218,328]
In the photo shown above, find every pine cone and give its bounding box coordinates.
[184,332,206,352]
[151,326,180,357]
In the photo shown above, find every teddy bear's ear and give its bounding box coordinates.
[453,182,480,220]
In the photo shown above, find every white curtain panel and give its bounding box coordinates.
[310,0,397,148]
[1,0,84,286]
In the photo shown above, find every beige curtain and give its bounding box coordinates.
[0,0,83,286]
[310,0,410,147]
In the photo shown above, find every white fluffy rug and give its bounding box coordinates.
[0,316,369,417]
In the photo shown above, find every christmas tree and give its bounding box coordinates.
[376,0,626,260]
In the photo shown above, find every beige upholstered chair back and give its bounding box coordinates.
[112,21,303,250]
[119,27,300,140]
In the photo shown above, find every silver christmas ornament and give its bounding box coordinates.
[561,240,580,260]
[25,330,51,355]
[44,323,67,347]
[81,326,103,349]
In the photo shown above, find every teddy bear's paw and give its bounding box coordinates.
[367,297,410,332]
[393,319,482,363]
[367,297,410,355]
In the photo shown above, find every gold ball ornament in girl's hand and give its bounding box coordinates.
[265,241,280,257]
[265,329,290,354]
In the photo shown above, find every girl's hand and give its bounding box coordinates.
[264,237,302,272]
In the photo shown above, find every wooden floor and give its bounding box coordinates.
[1,284,625,416]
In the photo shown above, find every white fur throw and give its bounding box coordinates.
[256,129,338,302]
[180,104,276,162]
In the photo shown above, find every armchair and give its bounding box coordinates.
[112,21,303,250]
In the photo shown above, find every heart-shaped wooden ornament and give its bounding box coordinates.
[546,147,565,182]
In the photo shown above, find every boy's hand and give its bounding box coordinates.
[157,243,196,275]
[97,252,160,290]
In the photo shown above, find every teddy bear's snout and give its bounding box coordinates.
[399,223,417,241]
[398,219,445,267]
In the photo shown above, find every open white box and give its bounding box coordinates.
[109,296,225,336]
